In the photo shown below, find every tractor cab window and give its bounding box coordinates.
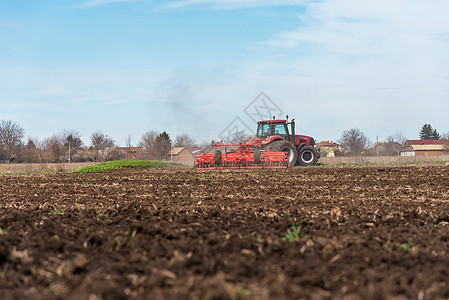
[257,123,272,138]
[273,123,287,135]
[273,123,289,139]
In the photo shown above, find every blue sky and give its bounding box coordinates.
[1,0,448,146]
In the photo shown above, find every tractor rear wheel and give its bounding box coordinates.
[267,140,297,167]
[297,145,319,166]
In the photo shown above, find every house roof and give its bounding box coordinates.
[412,145,447,151]
[169,147,187,155]
[406,140,449,151]
[400,147,415,152]
[407,139,449,145]
[317,141,340,147]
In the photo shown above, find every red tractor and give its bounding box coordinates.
[195,116,320,169]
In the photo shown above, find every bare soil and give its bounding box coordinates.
[1,165,449,299]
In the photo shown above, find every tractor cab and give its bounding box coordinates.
[256,120,290,141]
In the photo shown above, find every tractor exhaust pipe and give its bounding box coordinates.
[291,119,296,144]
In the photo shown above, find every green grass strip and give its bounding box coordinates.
[76,160,173,172]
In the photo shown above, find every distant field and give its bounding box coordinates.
[0,162,96,173]
[319,155,449,165]
[0,155,448,173]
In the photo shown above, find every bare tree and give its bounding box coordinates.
[0,120,25,162]
[338,128,371,156]
[373,141,402,156]
[139,131,158,159]
[174,133,196,150]
[224,130,252,144]
[198,140,213,150]
[441,132,449,152]
[61,130,83,163]
[384,131,408,156]
[90,131,115,162]
[139,131,171,160]
[22,137,44,163]
[125,134,132,148]
[43,135,64,163]
[103,147,125,161]
[387,131,407,145]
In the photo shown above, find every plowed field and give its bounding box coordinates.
[1,165,449,299]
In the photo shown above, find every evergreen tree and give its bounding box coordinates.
[419,124,440,140]
[158,131,171,144]
[419,124,432,139]
[154,131,171,160]
[431,129,441,140]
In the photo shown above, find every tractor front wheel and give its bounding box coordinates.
[297,145,319,166]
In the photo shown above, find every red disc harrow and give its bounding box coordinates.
[194,144,289,169]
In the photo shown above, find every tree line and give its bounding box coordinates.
[0,120,198,163]
[1,119,447,163]
[337,124,448,157]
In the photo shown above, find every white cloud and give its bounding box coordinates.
[77,0,135,9]
[266,0,449,56]
[262,0,449,96]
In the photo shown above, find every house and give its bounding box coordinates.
[405,140,449,156]
[316,141,342,157]
[169,147,194,164]
[400,147,415,157]
[116,147,143,160]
